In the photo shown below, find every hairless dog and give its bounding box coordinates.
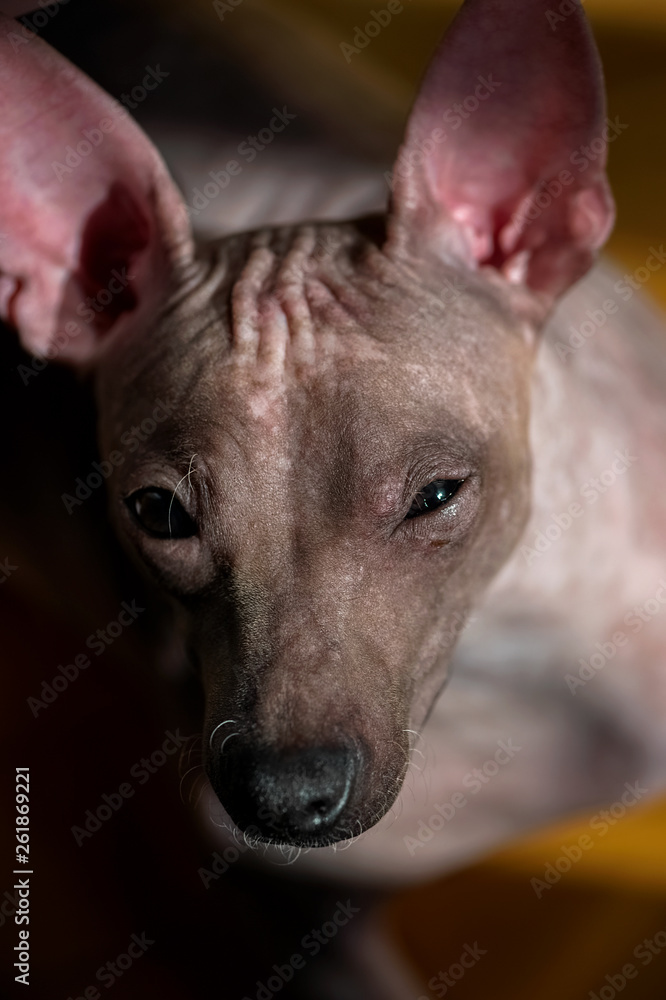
[2,0,665,896]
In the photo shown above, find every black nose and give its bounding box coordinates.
[209,742,358,846]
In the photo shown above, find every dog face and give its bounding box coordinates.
[96,222,535,844]
[0,0,614,845]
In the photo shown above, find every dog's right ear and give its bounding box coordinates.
[0,13,195,365]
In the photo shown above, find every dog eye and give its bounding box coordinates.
[405,479,464,520]
[126,488,197,539]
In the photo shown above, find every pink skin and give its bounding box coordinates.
[2,0,649,853]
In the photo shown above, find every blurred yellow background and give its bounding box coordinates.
[179,0,666,301]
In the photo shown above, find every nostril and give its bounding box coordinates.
[294,781,349,831]
[266,747,354,833]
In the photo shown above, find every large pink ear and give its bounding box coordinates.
[0,13,195,363]
[386,0,615,309]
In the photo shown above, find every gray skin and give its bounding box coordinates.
[95,219,535,844]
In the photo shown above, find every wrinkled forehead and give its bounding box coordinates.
[96,223,530,456]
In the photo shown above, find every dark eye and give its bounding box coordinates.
[405,479,464,520]
[125,488,197,539]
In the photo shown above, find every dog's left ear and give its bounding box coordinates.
[385,0,615,311]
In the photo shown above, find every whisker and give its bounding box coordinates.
[178,763,204,802]
[220,732,240,753]
[189,773,209,808]
[208,719,237,751]
[168,453,198,538]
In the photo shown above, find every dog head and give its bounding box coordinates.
[1,0,613,846]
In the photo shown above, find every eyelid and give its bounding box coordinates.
[122,484,197,515]
[402,456,472,500]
